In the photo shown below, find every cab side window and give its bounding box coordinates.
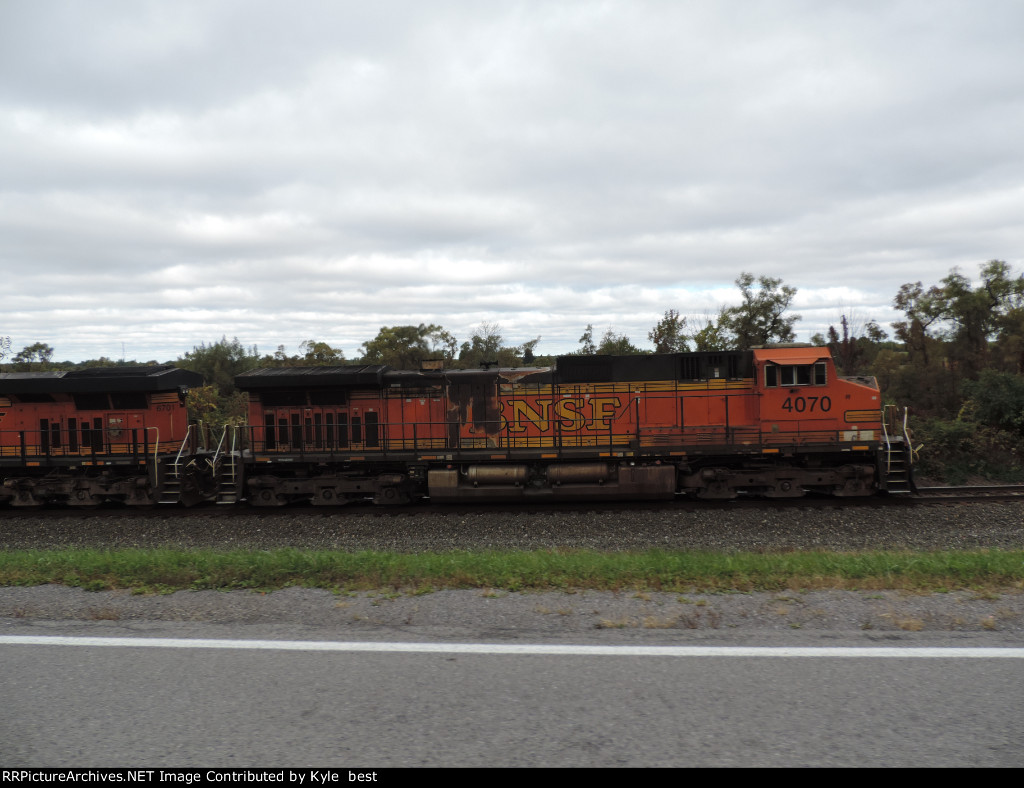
[765,362,827,387]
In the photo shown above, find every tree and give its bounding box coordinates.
[458,322,505,368]
[892,281,945,367]
[689,312,730,352]
[74,356,146,369]
[961,369,1024,436]
[458,324,542,368]
[648,309,689,353]
[263,345,299,366]
[575,324,643,355]
[973,260,1024,373]
[597,328,644,355]
[717,273,800,349]
[865,320,889,343]
[893,261,1024,377]
[185,385,249,428]
[178,337,261,394]
[577,324,597,355]
[299,340,346,365]
[820,314,889,376]
[432,327,458,362]
[359,324,456,369]
[937,268,996,376]
[0,336,10,364]
[521,337,541,365]
[11,342,55,371]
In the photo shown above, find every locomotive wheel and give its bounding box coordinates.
[68,488,102,507]
[251,487,287,507]
[373,485,411,505]
[11,490,44,507]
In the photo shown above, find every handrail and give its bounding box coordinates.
[230,425,238,487]
[230,425,239,487]
[881,408,893,475]
[5,418,893,454]
[212,427,227,465]
[234,419,889,456]
[901,408,917,465]
[173,425,194,478]
[145,427,160,467]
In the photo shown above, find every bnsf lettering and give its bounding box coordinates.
[506,399,552,432]
[554,398,585,431]
[501,397,622,432]
[781,396,831,413]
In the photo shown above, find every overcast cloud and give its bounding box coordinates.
[2,0,1022,362]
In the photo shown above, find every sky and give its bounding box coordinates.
[2,0,1023,363]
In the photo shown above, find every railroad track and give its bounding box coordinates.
[913,484,1024,503]
[3,484,1024,520]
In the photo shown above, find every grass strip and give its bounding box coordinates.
[0,548,1022,593]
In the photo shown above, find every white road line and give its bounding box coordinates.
[1,635,1023,657]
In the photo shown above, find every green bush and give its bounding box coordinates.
[912,416,1024,484]
[961,370,1024,435]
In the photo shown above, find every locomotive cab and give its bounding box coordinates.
[742,346,910,496]
[755,346,881,437]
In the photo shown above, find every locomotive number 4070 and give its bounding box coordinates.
[781,395,832,413]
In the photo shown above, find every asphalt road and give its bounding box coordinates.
[2,619,1022,768]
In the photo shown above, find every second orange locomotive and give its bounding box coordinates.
[234,345,912,505]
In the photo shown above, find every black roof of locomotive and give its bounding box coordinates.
[0,366,203,394]
[555,351,753,383]
[232,351,755,392]
[235,365,390,389]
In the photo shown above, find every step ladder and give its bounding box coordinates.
[882,406,916,494]
[157,425,196,505]
[214,426,242,504]
[883,446,913,493]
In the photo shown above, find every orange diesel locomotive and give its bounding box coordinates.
[0,366,208,506]
[233,345,913,506]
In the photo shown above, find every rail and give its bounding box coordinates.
[913,484,1024,503]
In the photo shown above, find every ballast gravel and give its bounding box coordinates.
[1,501,1022,636]
[1,500,1023,552]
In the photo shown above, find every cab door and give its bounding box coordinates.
[347,405,381,451]
[262,407,303,452]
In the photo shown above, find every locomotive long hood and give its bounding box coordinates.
[235,365,391,389]
[0,366,204,394]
